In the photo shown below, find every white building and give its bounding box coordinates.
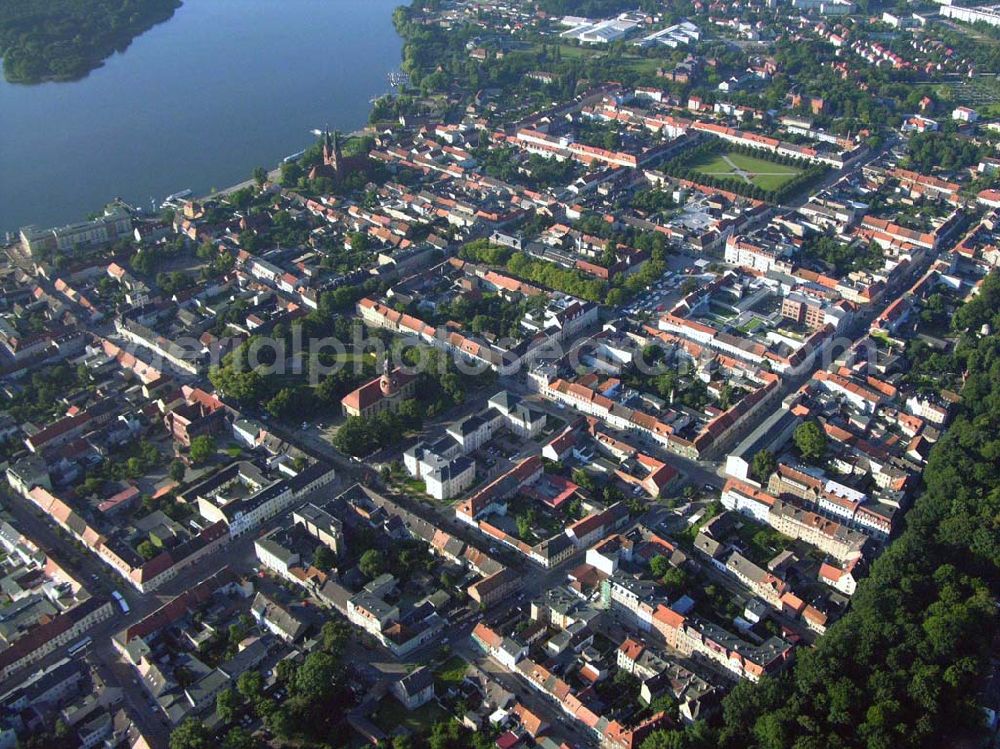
[423,455,477,501]
[952,106,979,123]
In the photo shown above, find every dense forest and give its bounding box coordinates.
[642,273,1000,749]
[0,0,180,83]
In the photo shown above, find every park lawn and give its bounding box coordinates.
[690,149,802,192]
[372,697,446,735]
[555,43,599,60]
[688,152,733,175]
[748,170,799,192]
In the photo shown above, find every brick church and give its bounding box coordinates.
[308,129,369,183]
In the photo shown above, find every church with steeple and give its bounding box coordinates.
[339,355,417,418]
[308,128,369,184]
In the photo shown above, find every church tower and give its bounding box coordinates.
[322,129,342,175]
[379,354,397,397]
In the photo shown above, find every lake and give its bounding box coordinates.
[0,0,402,234]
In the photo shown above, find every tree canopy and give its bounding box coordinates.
[793,421,827,462]
[0,0,180,83]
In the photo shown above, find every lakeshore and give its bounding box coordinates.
[0,0,401,233]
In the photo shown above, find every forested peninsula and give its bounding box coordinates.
[0,0,180,83]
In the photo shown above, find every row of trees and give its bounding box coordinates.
[505,251,608,302]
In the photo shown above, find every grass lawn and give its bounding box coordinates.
[333,351,376,363]
[555,43,598,60]
[523,43,664,74]
[525,41,599,62]
[622,55,664,75]
[372,697,446,735]
[689,149,802,192]
[433,656,470,689]
[400,477,427,496]
[737,317,765,334]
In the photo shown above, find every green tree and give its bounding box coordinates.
[751,449,776,482]
[262,700,295,738]
[294,650,340,702]
[252,166,268,188]
[314,544,336,570]
[216,687,241,724]
[189,435,216,464]
[332,416,376,457]
[236,670,263,702]
[661,567,689,597]
[320,619,350,656]
[222,727,257,749]
[196,241,216,260]
[137,540,158,560]
[359,549,385,579]
[794,420,827,462]
[650,554,671,580]
[516,509,536,539]
[169,460,186,483]
[266,386,313,420]
[571,468,596,492]
[169,718,210,749]
[641,730,686,749]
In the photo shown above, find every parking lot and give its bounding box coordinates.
[622,253,717,318]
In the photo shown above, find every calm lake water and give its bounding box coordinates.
[0,0,402,234]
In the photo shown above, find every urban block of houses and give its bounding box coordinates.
[185,459,335,539]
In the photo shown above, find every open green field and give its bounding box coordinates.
[332,351,377,363]
[690,149,802,192]
[524,42,667,75]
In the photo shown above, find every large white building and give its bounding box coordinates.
[191,461,336,539]
[404,391,545,499]
[941,3,1000,27]
[19,204,132,257]
[409,449,476,501]
[559,12,643,44]
[725,236,790,273]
